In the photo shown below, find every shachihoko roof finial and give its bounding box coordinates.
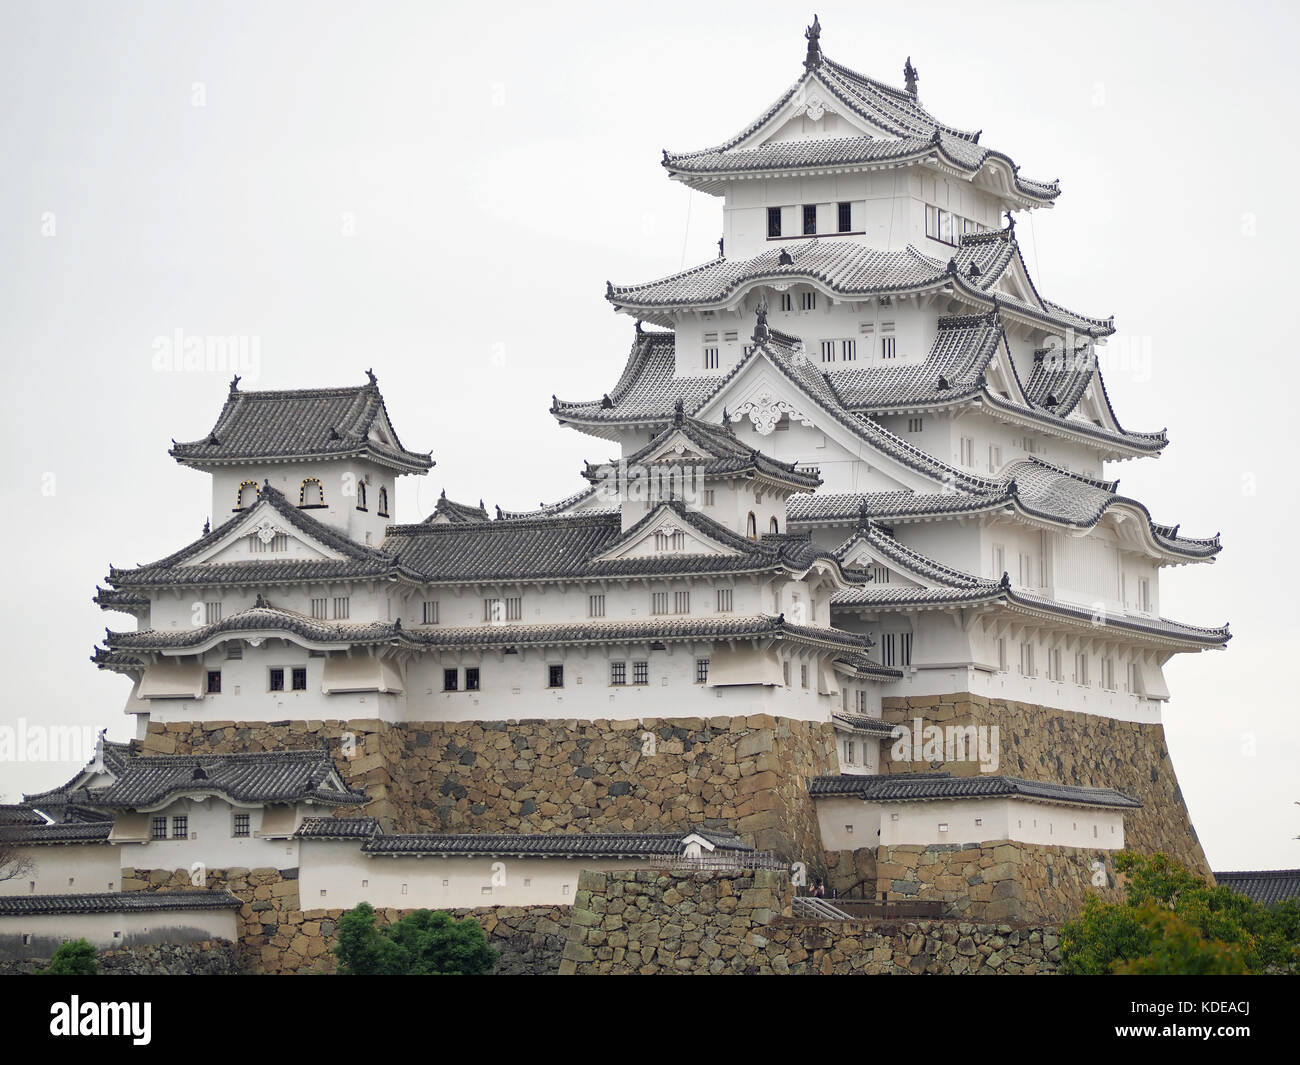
[229,373,241,393]
[804,14,823,71]
[753,294,771,343]
[1005,211,1016,232]
[673,397,685,426]
[202,518,210,535]
[365,368,377,386]
[904,56,919,96]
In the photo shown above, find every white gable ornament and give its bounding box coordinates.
[252,520,281,545]
[731,390,814,436]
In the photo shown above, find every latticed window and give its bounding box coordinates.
[651,592,669,616]
[632,661,648,686]
[695,658,709,684]
[803,204,817,235]
[311,597,328,619]
[716,588,733,613]
[610,661,626,686]
[332,597,350,619]
[171,816,188,840]
[466,667,480,691]
[767,206,782,238]
[422,600,439,624]
[588,594,605,618]
[232,813,250,838]
[151,816,167,840]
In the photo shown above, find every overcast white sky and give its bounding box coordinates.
[1,0,1296,869]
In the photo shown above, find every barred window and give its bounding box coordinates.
[767,206,782,238]
[466,667,480,692]
[548,665,564,688]
[332,597,350,619]
[855,690,868,712]
[204,601,222,625]
[206,670,222,694]
[800,663,809,689]
[443,668,459,692]
[674,590,690,614]
[483,597,501,622]
[780,293,793,312]
[269,668,285,692]
[837,201,852,232]
[841,339,856,361]
[151,816,167,840]
[820,340,835,363]
[703,346,719,369]
[802,204,817,235]
[310,597,328,619]
[588,594,605,618]
[695,658,709,684]
[292,667,307,691]
[651,592,669,616]
[632,661,648,686]
[232,813,250,839]
[610,661,626,686]
[505,596,522,621]
[422,600,440,624]
[171,816,188,840]
[716,588,733,612]
[800,291,816,311]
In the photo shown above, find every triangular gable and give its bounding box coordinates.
[748,73,891,148]
[594,505,746,561]
[192,498,344,566]
[836,535,925,588]
[640,427,717,465]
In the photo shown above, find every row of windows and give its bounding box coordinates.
[997,639,1144,692]
[924,205,986,246]
[234,479,388,516]
[150,814,250,840]
[767,202,855,238]
[418,590,739,625]
[442,667,481,692]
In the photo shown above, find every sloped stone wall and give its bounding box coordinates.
[149,714,841,866]
[879,695,1211,876]
[560,868,1061,975]
[0,940,239,975]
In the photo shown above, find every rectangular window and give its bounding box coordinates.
[674,590,690,614]
[841,338,856,361]
[1137,578,1151,613]
[151,816,167,840]
[802,204,817,235]
[226,644,242,660]
[505,596,522,622]
[856,690,868,712]
[588,594,605,618]
[800,291,816,311]
[1018,552,1033,588]
[997,637,1008,673]
[1127,662,1142,694]
[703,346,719,369]
[783,660,791,686]
[206,670,222,694]
[988,444,1002,473]
[800,663,809,689]
[548,664,564,688]
[1075,652,1090,686]
[232,813,250,839]
[695,658,709,684]
[881,633,896,668]
[483,598,501,622]
[651,592,669,615]
[292,667,307,691]
[332,597,349,619]
[820,340,836,362]
[702,489,715,506]
[443,668,458,692]
[900,632,913,666]
[767,206,782,238]
[925,204,940,240]
[780,293,793,312]
[422,600,440,625]
[992,544,1005,579]
[269,667,285,692]
[1102,657,1116,691]
[960,437,975,467]
[881,335,896,359]
[844,740,856,764]
[1049,648,1063,682]
[204,601,221,625]
[1020,642,1036,678]
[171,816,188,840]
[610,661,626,686]
[837,201,851,232]
[633,661,648,686]
[310,597,328,619]
[465,667,480,692]
[716,588,733,612]
[907,417,923,433]
[723,330,738,343]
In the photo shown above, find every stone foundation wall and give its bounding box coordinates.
[122,866,566,974]
[560,869,1061,975]
[880,695,1211,876]
[146,714,841,865]
[0,939,240,976]
[873,841,1123,923]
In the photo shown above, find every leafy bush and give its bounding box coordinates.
[334,903,498,975]
[1060,851,1299,975]
[44,938,98,975]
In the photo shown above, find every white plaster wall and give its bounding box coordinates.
[0,907,237,957]
[0,843,123,896]
[115,797,302,870]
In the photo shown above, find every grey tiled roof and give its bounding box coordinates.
[1213,870,1300,906]
[831,713,900,738]
[104,604,401,653]
[294,816,383,840]
[359,832,745,858]
[835,524,987,588]
[170,378,433,473]
[106,484,411,589]
[0,891,242,916]
[79,749,367,809]
[599,408,822,491]
[23,741,134,806]
[93,587,150,614]
[788,489,1006,524]
[663,52,1058,203]
[423,491,490,524]
[807,771,1142,808]
[0,820,113,845]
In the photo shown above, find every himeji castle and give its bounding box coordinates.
[0,19,1230,972]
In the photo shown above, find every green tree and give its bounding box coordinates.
[333,903,498,975]
[1060,851,1300,975]
[44,938,98,975]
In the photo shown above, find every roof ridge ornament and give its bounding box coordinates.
[229,374,241,393]
[778,249,794,266]
[999,571,1011,591]
[803,14,823,71]
[365,368,377,386]
[673,397,686,427]
[904,56,919,96]
[753,295,771,343]
[1004,211,1016,233]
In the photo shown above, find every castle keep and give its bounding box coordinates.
[1,19,1227,973]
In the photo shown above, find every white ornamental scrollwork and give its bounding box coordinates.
[729,391,814,436]
[252,520,281,544]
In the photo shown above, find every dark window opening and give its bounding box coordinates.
[767,206,782,238]
[269,668,285,692]
[548,665,564,688]
[465,667,480,692]
[838,201,852,232]
[443,668,459,692]
[206,670,222,694]
[291,668,307,691]
[803,204,817,235]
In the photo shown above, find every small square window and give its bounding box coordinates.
[232,813,250,838]
[610,661,626,686]
[548,665,564,688]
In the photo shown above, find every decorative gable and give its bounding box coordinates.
[193,501,342,566]
[595,506,744,561]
